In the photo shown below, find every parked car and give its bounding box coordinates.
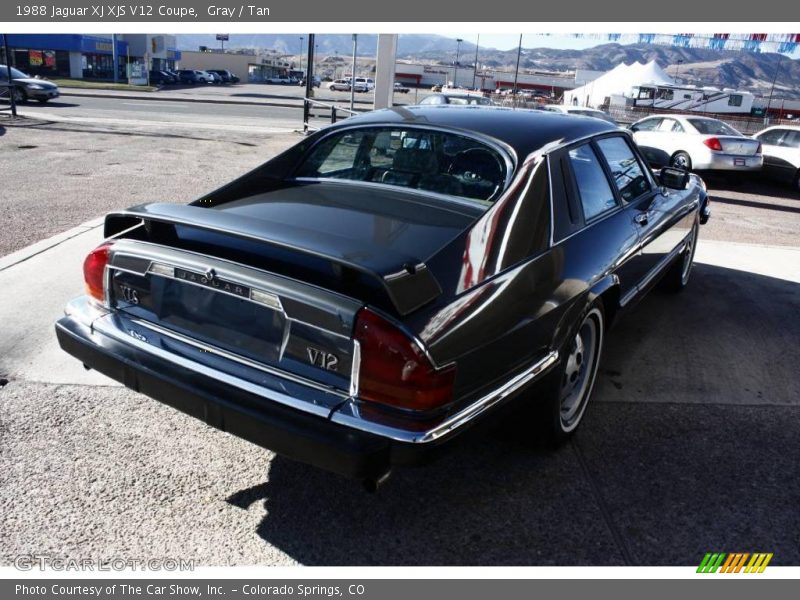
[541,104,618,125]
[431,84,443,92]
[328,79,351,91]
[328,78,366,92]
[353,77,375,91]
[206,69,235,84]
[266,75,293,85]
[56,107,707,489]
[752,125,800,191]
[393,82,410,94]
[630,114,762,173]
[203,71,223,85]
[299,75,321,88]
[148,70,176,85]
[176,70,206,85]
[0,65,59,103]
[419,92,494,106]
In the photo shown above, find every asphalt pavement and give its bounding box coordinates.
[0,114,799,566]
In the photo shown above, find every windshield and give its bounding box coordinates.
[1,66,29,79]
[687,118,741,136]
[295,126,508,202]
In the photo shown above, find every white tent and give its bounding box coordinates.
[564,60,675,108]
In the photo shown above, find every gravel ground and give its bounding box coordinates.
[0,118,298,257]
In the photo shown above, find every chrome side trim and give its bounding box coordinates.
[619,237,687,307]
[329,350,559,444]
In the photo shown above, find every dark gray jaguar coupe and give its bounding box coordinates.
[56,106,707,489]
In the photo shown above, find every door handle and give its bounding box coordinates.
[634,212,650,226]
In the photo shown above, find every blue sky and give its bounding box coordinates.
[476,34,597,51]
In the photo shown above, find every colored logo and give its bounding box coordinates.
[697,553,773,573]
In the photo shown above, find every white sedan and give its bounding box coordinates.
[752,125,800,191]
[630,114,762,172]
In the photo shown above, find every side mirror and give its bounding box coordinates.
[629,124,639,132]
[659,167,690,190]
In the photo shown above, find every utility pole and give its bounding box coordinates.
[472,33,479,90]
[350,34,357,113]
[454,38,463,88]
[3,34,16,117]
[512,34,523,104]
[765,54,783,125]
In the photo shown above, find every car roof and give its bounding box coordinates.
[334,106,619,158]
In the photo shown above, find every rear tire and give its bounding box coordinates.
[662,220,699,292]
[528,302,605,446]
[670,151,692,171]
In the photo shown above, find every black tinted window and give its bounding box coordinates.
[596,137,650,202]
[568,144,617,221]
[756,129,785,145]
[295,127,508,202]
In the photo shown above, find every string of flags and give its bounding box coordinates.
[555,33,800,54]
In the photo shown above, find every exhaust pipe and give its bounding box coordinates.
[362,469,392,493]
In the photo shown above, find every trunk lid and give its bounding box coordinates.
[102,182,481,392]
[714,136,761,156]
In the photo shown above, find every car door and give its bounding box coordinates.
[630,117,667,167]
[595,134,694,301]
[756,128,798,183]
[554,140,642,304]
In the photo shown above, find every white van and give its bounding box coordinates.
[353,77,375,91]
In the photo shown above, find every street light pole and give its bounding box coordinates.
[454,38,463,88]
[350,34,357,113]
[472,33,479,90]
[299,36,304,71]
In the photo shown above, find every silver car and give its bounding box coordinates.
[752,125,800,191]
[630,114,762,172]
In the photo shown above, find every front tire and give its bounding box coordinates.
[670,151,692,171]
[12,87,27,103]
[662,220,699,292]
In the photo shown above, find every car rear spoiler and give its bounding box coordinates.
[103,203,442,316]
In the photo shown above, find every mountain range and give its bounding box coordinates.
[176,35,800,98]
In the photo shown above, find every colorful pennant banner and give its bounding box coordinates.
[555,33,800,53]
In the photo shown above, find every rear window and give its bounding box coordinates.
[687,118,741,136]
[295,127,508,202]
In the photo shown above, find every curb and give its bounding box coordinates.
[59,89,375,110]
[0,218,104,273]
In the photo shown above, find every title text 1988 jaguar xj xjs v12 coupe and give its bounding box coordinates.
[56,107,707,490]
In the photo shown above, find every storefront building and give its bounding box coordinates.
[2,34,128,80]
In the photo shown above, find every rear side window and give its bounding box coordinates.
[595,137,651,202]
[567,144,618,221]
[756,129,784,145]
[687,118,741,136]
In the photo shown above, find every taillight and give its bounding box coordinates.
[703,137,723,151]
[83,242,112,303]
[354,308,456,412]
